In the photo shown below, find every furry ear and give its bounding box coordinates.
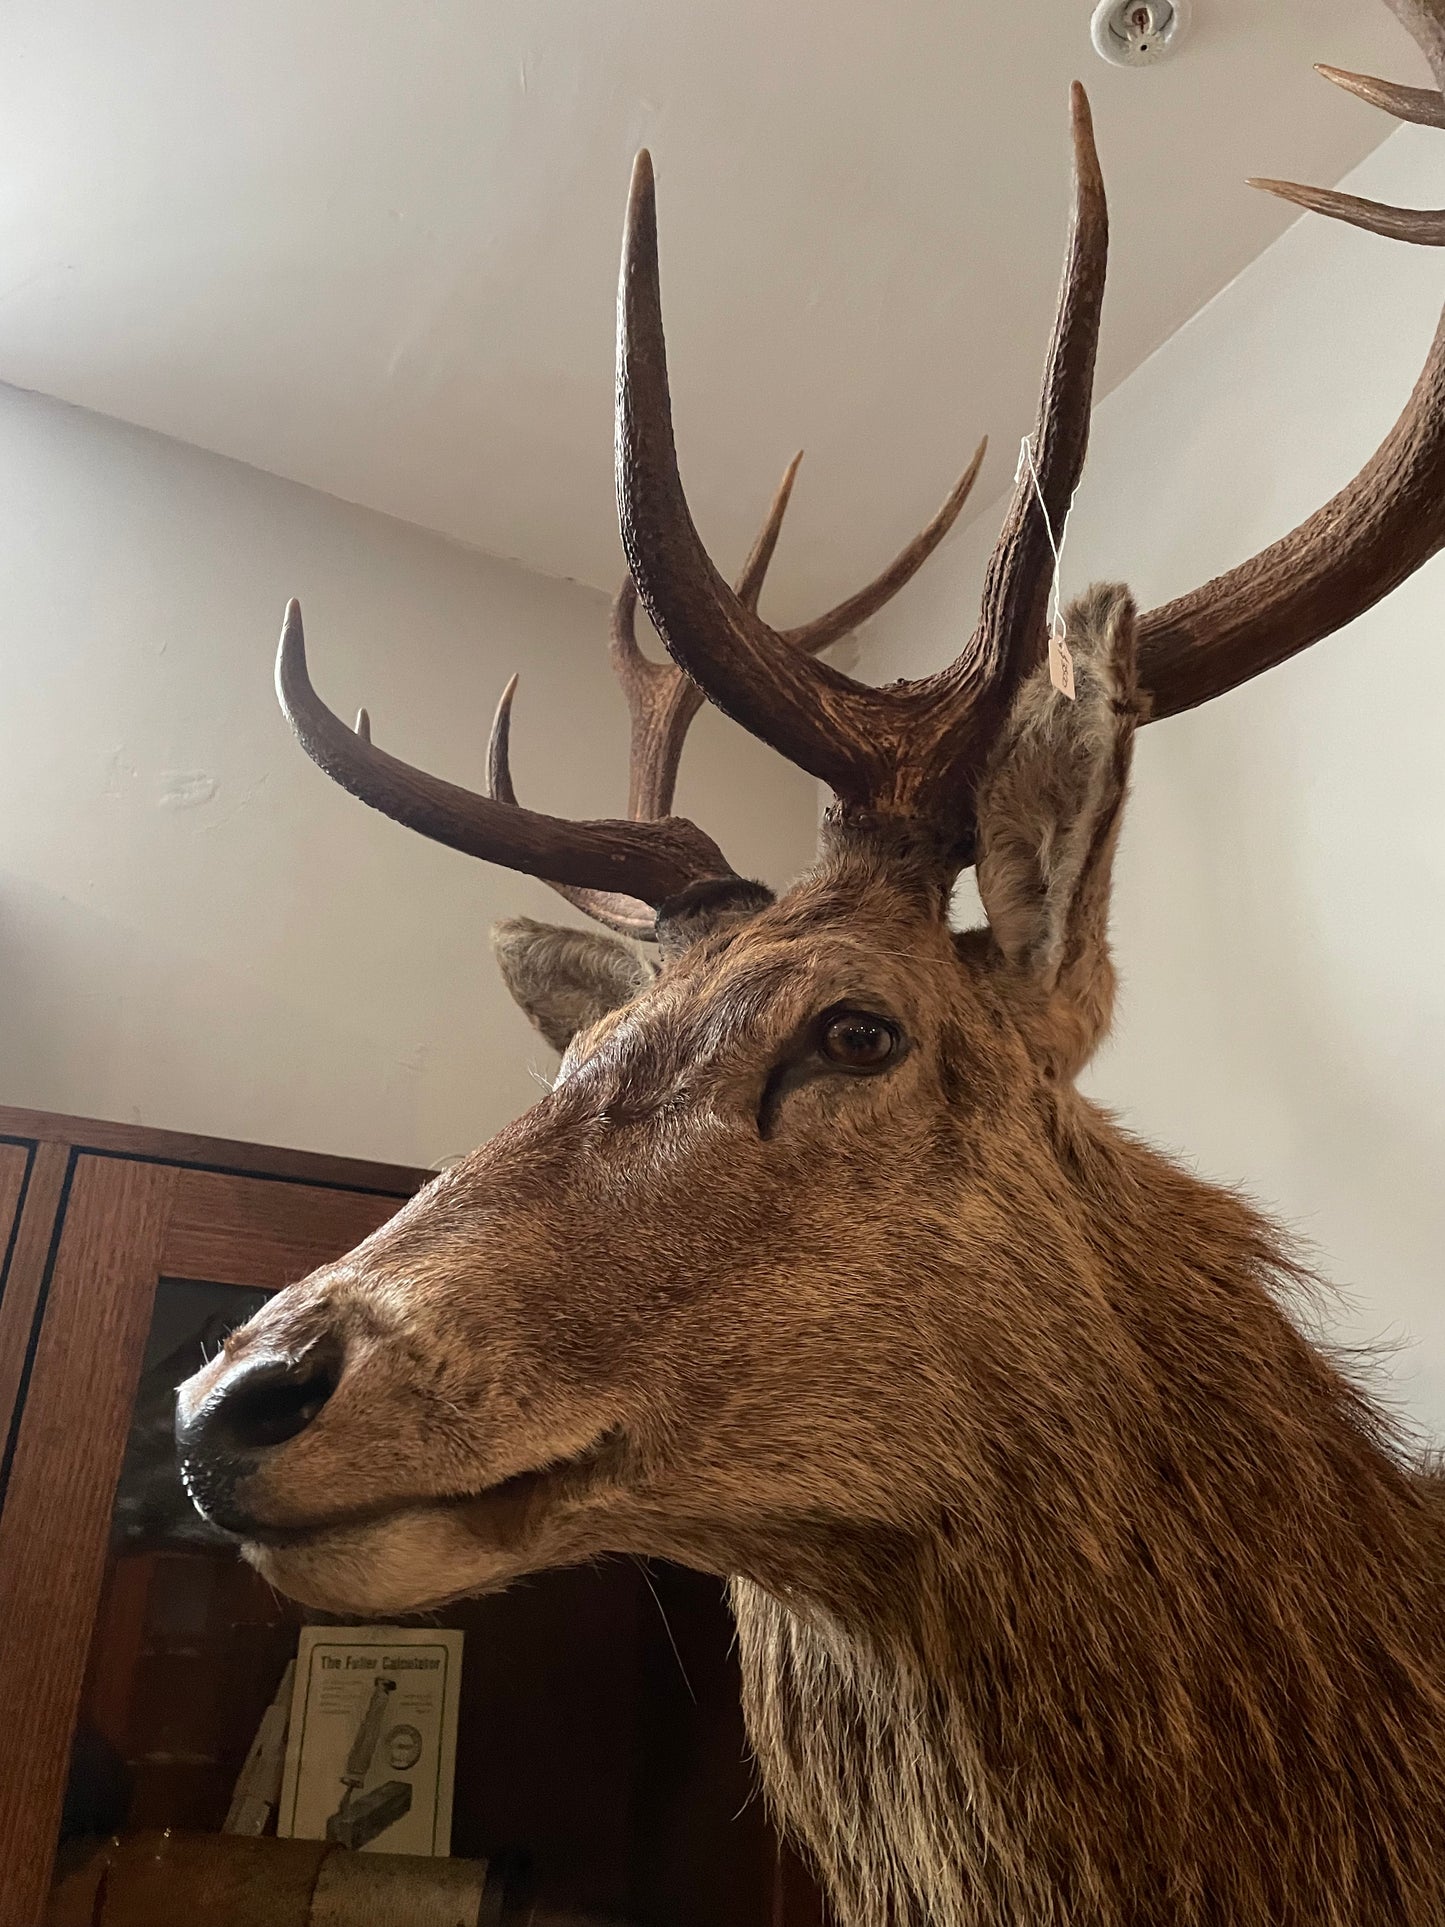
[974,584,1141,1080]
[491,917,654,1053]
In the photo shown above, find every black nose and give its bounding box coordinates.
[191,1351,340,1455]
[174,1348,341,1541]
[175,1349,341,1536]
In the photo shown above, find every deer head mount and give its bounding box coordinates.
[182,12,1445,1926]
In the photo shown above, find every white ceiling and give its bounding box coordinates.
[0,2,1418,620]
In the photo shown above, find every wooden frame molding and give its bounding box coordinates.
[0,1104,430,1196]
[0,1141,72,1455]
[0,1157,180,1902]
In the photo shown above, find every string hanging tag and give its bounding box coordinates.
[1015,434,1076,700]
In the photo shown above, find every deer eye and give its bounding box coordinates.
[818,1009,899,1071]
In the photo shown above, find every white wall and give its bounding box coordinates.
[0,383,819,1168]
[867,126,1445,1442]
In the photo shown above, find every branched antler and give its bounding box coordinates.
[276,601,736,903]
[279,448,980,938]
[1136,0,1445,716]
[488,448,983,936]
[281,0,1445,909]
[617,87,1105,862]
[481,466,804,940]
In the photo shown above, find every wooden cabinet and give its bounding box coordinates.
[0,1144,30,1265]
[0,1108,824,1927]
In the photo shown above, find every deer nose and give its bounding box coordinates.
[175,1349,340,1533]
[195,1352,339,1453]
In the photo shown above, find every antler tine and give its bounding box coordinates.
[617,149,899,807]
[608,578,694,822]
[781,440,987,655]
[1250,176,1445,246]
[484,673,521,806]
[1316,62,1445,128]
[1137,0,1445,717]
[277,599,737,905]
[736,450,805,612]
[962,85,1107,712]
[486,674,659,939]
[482,462,808,940]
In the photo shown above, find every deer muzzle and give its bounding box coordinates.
[175,1342,343,1539]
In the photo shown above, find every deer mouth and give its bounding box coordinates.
[230,1429,622,1556]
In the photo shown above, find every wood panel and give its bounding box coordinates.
[0,1141,71,1450]
[0,1157,178,1927]
[0,1143,30,1261]
[0,1103,427,1196]
[163,1167,406,1291]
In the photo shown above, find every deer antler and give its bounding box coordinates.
[280,447,980,939]
[617,86,1106,862]
[621,14,1445,837]
[275,601,737,906]
[289,16,1440,913]
[1136,0,1445,718]
[489,447,984,938]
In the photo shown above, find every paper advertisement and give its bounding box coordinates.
[277,1626,463,1857]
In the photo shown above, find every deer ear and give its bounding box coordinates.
[973,584,1140,1079]
[491,917,655,1053]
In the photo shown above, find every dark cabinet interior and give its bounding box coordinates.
[0,1108,828,1927]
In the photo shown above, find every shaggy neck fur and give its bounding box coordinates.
[731,1104,1445,1927]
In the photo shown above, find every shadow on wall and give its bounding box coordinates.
[0,875,478,1163]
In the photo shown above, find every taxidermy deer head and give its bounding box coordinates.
[180,10,1445,1923]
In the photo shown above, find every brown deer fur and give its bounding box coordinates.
[180,593,1445,1925]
